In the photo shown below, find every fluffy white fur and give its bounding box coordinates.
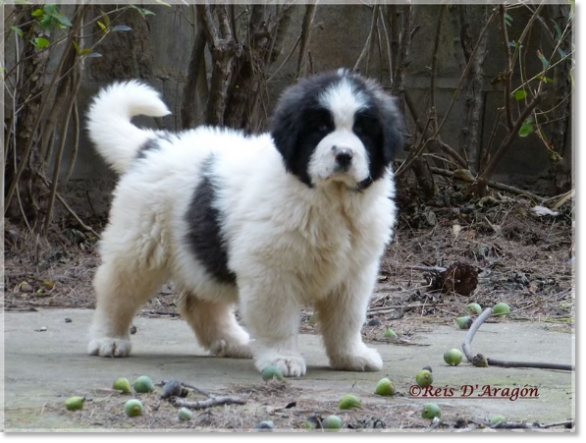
[87,79,397,376]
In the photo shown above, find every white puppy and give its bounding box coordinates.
[86,69,404,377]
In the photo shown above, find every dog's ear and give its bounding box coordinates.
[377,95,405,165]
[270,93,300,164]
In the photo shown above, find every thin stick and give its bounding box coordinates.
[462,308,574,371]
[172,396,246,410]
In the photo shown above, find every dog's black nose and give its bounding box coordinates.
[335,149,353,168]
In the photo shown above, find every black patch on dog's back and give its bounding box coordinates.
[184,157,236,285]
[136,132,173,160]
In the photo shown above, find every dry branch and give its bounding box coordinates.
[172,396,246,410]
[462,308,574,371]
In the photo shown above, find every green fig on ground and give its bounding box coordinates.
[124,399,144,417]
[456,316,473,330]
[114,377,131,393]
[443,348,464,366]
[492,302,511,317]
[384,328,398,339]
[133,376,155,393]
[466,303,482,315]
[322,415,343,430]
[415,369,433,387]
[65,396,85,411]
[339,394,362,410]
[261,366,285,381]
[422,403,442,419]
[375,378,396,396]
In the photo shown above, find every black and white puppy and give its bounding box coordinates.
[87,69,404,376]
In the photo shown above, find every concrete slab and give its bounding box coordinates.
[3,309,575,431]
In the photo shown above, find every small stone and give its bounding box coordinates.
[368,318,381,327]
[130,325,137,335]
[64,318,72,323]
[256,420,274,431]
[35,327,48,332]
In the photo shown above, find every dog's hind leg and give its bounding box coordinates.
[178,292,252,359]
[88,259,166,357]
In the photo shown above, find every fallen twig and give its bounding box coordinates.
[462,308,575,371]
[172,396,246,410]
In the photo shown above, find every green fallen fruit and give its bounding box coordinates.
[134,376,155,393]
[322,414,343,430]
[113,377,131,393]
[178,407,194,421]
[339,394,362,410]
[443,348,464,366]
[65,396,85,411]
[422,403,442,419]
[466,303,482,315]
[375,378,396,396]
[456,316,473,330]
[490,415,507,426]
[384,328,397,339]
[262,366,285,381]
[125,399,144,417]
[492,302,511,317]
[415,369,433,387]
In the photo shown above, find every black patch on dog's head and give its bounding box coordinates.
[270,70,404,188]
[185,157,236,285]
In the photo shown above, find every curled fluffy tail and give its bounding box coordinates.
[87,80,170,174]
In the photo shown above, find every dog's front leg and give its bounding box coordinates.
[315,262,383,372]
[239,274,306,377]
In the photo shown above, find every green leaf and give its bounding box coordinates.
[100,10,111,27]
[43,4,58,16]
[11,26,24,37]
[111,25,132,32]
[155,0,172,7]
[97,21,109,33]
[80,48,93,56]
[129,5,156,17]
[72,40,81,55]
[31,9,44,18]
[504,13,513,26]
[55,13,73,28]
[32,37,50,49]
[514,90,527,101]
[39,15,54,30]
[518,118,534,138]
[537,50,549,68]
[537,74,554,84]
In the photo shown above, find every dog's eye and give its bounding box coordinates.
[354,124,364,134]
[318,124,329,133]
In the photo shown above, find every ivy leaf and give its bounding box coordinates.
[111,25,132,32]
[32,37,50,49]
[130,5,156,17]
[11,26,24,37]
[514,90,527,101]
[155,0,172,7]
[518,118,534,138]
[31,9,44,18]
[39,15,54,30]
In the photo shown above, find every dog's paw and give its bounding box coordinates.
[255,352,307,377]
[88,337,132,358]
[210,338,252,359]
[329,345,383,372]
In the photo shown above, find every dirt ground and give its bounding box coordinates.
[2,185,575,432]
